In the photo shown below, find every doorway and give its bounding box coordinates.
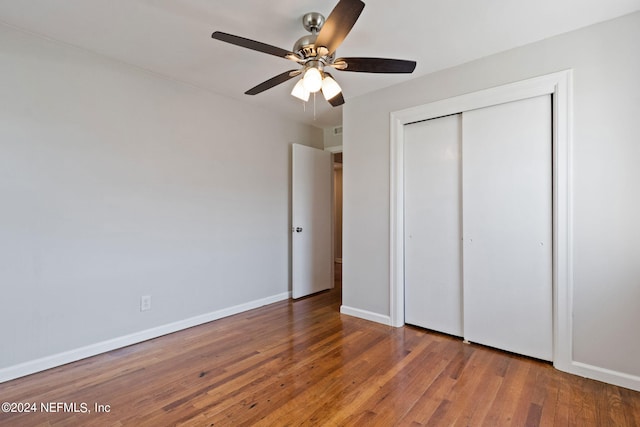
[333,152,343,293]
[290,144,343,300]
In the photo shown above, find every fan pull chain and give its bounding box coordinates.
[313,92,316,121]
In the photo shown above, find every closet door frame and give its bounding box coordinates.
[389,70,573,373]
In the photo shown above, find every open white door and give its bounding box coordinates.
[292,144,332,299]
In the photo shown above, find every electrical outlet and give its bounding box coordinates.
[140,295,151,312]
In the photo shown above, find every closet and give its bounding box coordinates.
[404,95,553,361]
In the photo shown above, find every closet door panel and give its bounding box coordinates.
[462,95,553,360]
[404,114,463,336]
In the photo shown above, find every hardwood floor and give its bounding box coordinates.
[1,268,639,426]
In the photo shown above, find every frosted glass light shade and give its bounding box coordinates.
[321,75,342,101]
[291,79,310,101]
[302,67,322,93]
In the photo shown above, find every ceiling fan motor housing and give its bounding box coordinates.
[293,34,318,58]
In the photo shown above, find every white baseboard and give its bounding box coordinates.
[564,361,640,392]
[0,292,291,384]
[340,305,391,326]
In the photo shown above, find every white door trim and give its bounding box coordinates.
[325,145,343,153]
[389,70,573,371]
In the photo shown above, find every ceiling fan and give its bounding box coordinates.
[211,0,416,107]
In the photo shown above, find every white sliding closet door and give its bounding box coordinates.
[462,95,553,360]
[404,114,463,336]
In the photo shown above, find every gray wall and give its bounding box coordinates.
[323,126,343,150]
[0,23,322,375]
[343,12,640,386]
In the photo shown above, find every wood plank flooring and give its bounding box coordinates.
[1,269,639,426]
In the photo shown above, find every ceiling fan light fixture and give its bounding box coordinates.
[321,75,342,101]
[291,79,310,101]
[302,67,323,93]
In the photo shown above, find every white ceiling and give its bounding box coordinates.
[1,0,638,128]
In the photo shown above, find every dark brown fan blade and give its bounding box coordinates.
[336,57,417,73]
[245,70,298,95]
[212,31,292,59]
[328,92,345,107]
[314,0,365,55]
[324,72,345,107]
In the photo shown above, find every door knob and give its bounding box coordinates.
[295,227,303,233]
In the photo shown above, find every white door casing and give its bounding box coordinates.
[292,144,333,299]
